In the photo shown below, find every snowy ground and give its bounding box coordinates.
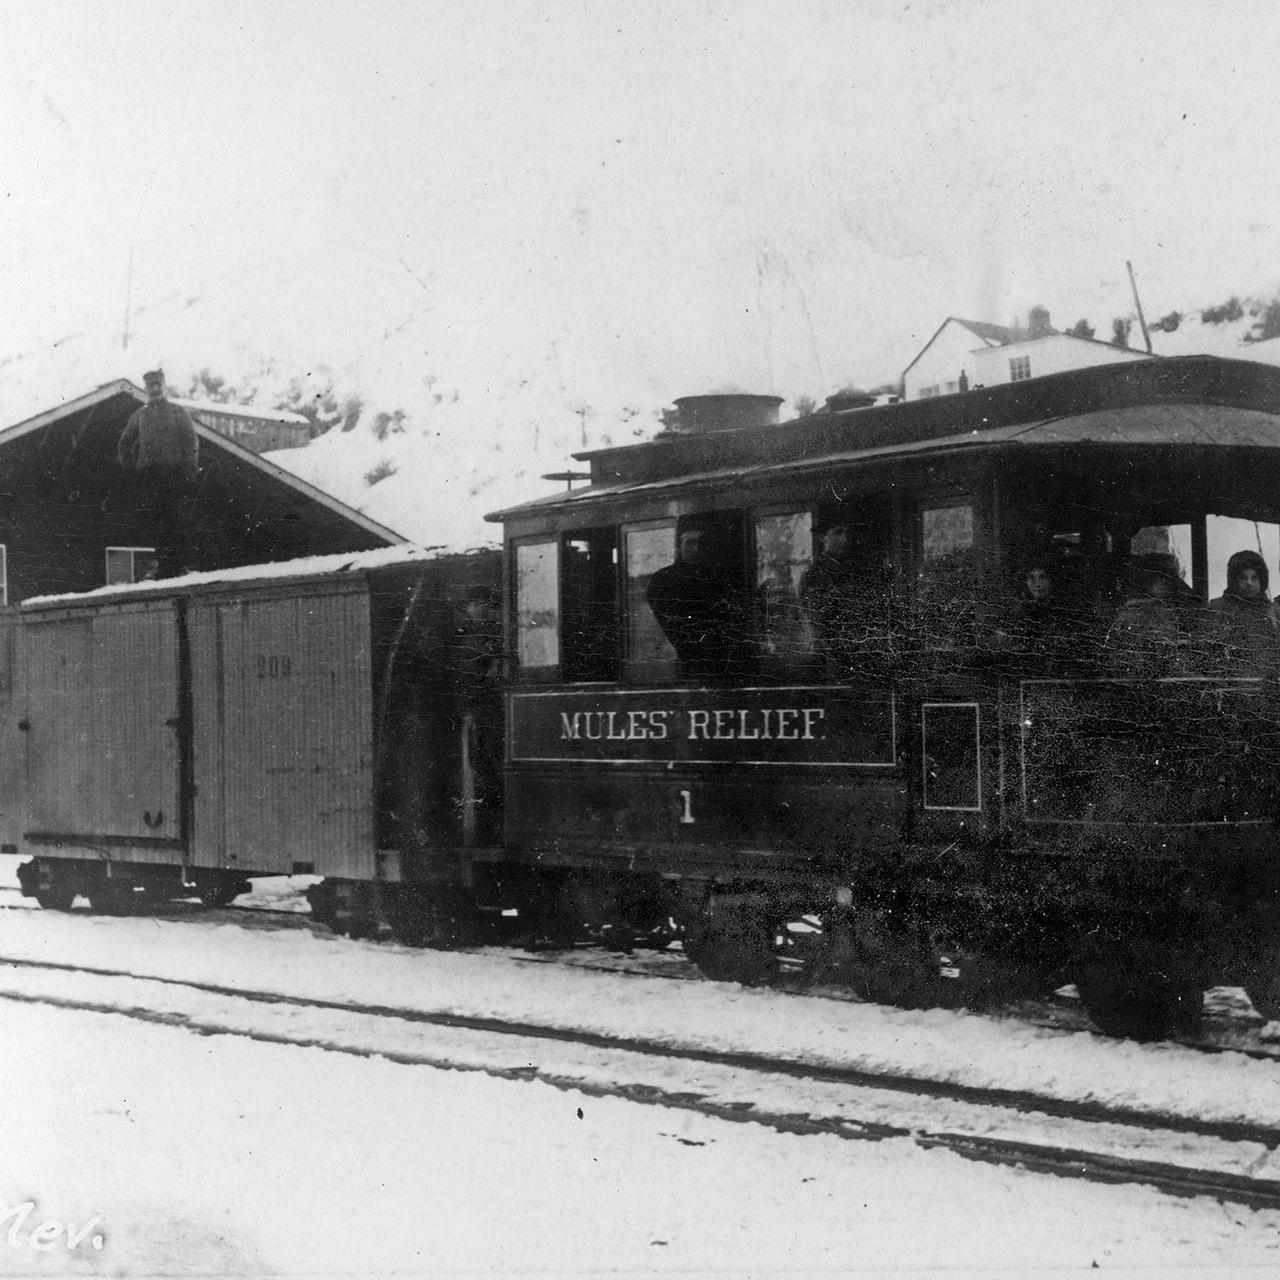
[3,860,1280,1277]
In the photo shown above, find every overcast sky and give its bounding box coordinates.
[3,0,1279,420]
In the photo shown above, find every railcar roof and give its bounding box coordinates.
[488,356,1280,523]
[20,542,499,611]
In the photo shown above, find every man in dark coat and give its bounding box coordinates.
[646,527,742,680]
[117,369,200,577]
[800,520,858,672]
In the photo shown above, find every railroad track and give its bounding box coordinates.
[9,887,1280,1061]
[2,952,1279,1211]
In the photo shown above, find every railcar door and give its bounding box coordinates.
[21,599,184,861]
[187,579,375,879]
[903,493,995,841]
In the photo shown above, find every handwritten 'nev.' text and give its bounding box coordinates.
[0,1200,103,1252]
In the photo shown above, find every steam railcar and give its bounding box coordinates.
[490,357,1280,1039]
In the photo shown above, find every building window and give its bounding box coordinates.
[0,545,7,606]
[918,385,940,399]
[1009,355,1032,382]
[105,546,157,585]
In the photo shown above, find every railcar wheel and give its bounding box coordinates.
[844,907,940,1009]
[1075,964,1204,1041]
[682,903,778,986]
[1245,978,1280,1023]
[384,884,480,949]
[1241,939,1280,1021]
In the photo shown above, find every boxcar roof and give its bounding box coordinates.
[488,356,1280,524]
[20,542,499,611]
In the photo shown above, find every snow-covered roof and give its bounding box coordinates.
[174,397,309,426]
[21,541,498,609]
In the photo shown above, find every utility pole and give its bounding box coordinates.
[1126,259,1153,354]
[122,247,134,351]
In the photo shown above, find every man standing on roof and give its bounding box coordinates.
[117,369,199,578]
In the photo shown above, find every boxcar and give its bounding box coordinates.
[490,357,1280,1039]
[15,546,502,937]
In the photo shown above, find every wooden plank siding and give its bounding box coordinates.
[188,580,376,878]
[20,601,183,860]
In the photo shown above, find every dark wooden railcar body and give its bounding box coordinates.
[14,547,502,915]
[491,357,1280,1032]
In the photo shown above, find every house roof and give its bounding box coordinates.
[0,378,406,545]
[951,317,1033,346]
[902,316,1034,377]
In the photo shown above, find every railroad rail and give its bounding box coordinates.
[2,953,1279,1211]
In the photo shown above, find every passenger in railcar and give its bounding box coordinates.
[800,516,899,677]
[1104,552,1201,675]
[799,519,858,670]
[994,556,1079,671]
[646,525,745,681]
[1206,550,1280,677]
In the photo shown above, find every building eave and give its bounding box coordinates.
[0,379,408,546]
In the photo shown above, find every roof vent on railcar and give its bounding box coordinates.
[822,388,877,413]
[667,393,785,435]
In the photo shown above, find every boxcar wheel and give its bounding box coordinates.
[34,886,75,912]
[200,878,251,909]
[88,882,139,916]
[682,904,777,987]
[1076,965,1203,1041]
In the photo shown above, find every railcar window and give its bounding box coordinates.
[635,512,747,683]
[515,540,560,670]
[1128,524,1193,593]
[561,529,619,682]
[755,511,813,676]
[623,523,679,682]
[922,504,974,560]
[1206,516,1280,599]
[917,500,978,651]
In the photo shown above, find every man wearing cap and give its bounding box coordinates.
[117,369,199,577]
[646,526,743,680]
[800,519,860,669]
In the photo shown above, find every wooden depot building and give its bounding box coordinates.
[0,378,404,601]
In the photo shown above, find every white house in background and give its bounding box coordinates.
[903,307,1151,400]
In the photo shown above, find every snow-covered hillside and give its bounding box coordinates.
[6,288,1280,550]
